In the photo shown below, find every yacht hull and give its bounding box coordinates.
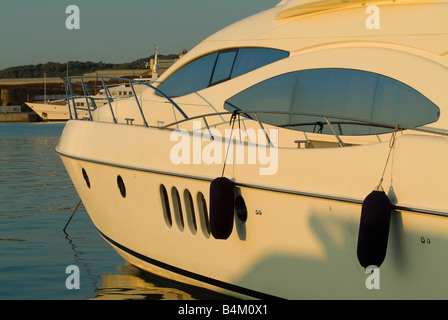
[26,102,87,121]
[57,120,448,299]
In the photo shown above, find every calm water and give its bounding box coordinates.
[0,122,232,300]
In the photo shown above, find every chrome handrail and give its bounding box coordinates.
[159,109,448,148]
[64,76,188,125]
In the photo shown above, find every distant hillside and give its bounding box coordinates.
[0,54,180,79]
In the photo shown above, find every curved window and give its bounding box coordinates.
[225,68,440,135]
[157,48,289,97]
[160,184,172,228]
[291,69,378,134]
[158,53,218,98]
[183,189,197,234]
[82,168,91,189]
[197,192,210,239]
[171,187,184,231]
[211,50,237,85]
[117,175,126,198]
[372,76,440,129]
[225,72,297,126]
[231,48,289,78]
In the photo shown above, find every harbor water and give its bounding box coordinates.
[0,122,233,300]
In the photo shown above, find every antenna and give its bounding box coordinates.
[151,42,159,81]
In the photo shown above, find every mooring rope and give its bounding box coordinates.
[376,125,401,191]
[63,199,82,233]
[221,110,240,177]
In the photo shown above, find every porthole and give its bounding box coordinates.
[82,168,90,189]
[160,184,172,227]
[183,189,197,234]
[197,192,210,238]
[117,175,126,198]
[171,187,184,231]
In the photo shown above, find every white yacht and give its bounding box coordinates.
[26,100,96,121]
[56,0,448,299]
[26,83,148,121]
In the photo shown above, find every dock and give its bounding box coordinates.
[0,112,40,122]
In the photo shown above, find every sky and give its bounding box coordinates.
[0,0,280,71]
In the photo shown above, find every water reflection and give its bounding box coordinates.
[92,263,238,300]
[63,208,236,300]
[92,264,195,300]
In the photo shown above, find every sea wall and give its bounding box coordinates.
[0,112,40,122]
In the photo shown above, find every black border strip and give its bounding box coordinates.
[97,229,284,300]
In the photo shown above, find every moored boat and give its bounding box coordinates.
[56,0,448,299]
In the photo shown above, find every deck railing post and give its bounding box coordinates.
[254,112,274,147]
[64,80,73,120]
[80,78,94,121]
[129,81,148,128]
[67,79,78,120]
[101,77,117,124]
[324,116,345,147]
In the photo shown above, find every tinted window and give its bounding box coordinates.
[291,69,378,134]
[231,48,289,78]
[225,68,440,135]
[211,50,237,85]
[373,76,440,128]
[158,48,289,97]
[226,72,297,126]
[157,53,218,97]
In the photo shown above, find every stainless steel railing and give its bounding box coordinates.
[63,76,188,126]
[160,109,448,148]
